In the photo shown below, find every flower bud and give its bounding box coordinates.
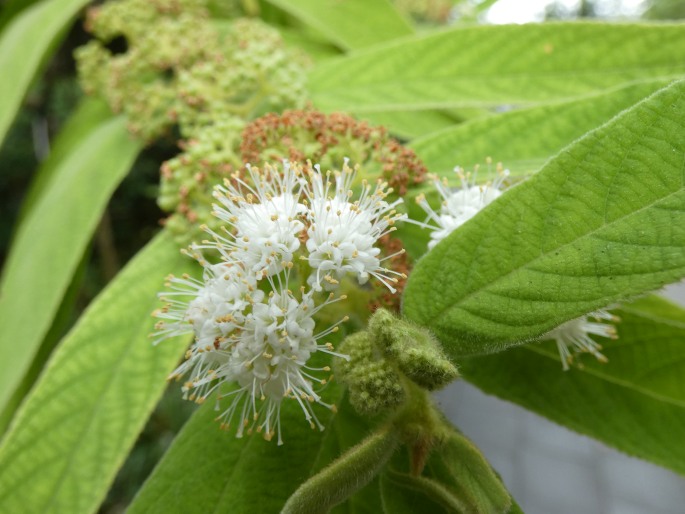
[335,332,406,415]
[369,308,458,390]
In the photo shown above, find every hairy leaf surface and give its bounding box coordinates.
[310,23,685,113]
[0,114,140,414]
[0,232,193,514]
[403,80,685,355]
[265,0,412,51]
[411,80,671,178]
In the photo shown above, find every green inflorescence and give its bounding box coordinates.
[174,19,309,136]
[336,309,459,416]
[76,0,311,244]
[75,0,217,141]
[158,116,246,240]
[335,332,407,416]
[369,308,459,390]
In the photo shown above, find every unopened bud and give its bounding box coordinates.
[335,332,405,415]
[369,308,458,390]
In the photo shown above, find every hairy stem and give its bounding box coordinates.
[281,425,399,514]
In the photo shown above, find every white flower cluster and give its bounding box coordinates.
[417,161,618,370]
[416,163,509,249]
[154,160,405,444]
[543,310,618,371]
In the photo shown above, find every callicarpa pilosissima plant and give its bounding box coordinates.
[1,0,685,513]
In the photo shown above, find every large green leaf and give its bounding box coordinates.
[0,114,141,415]
[265,0,413,51]
[411,80,671,177]
[402,80,685,356]
[129,389,378,514]
[0,232,194,514]
[396,80,671,262]
[360,109,464,140]
[459,295,685,476]
[309,23,685,113]
[0,0,41,31]
[0,0,90,146]
[0,250,90,435]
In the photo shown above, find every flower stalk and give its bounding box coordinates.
[280,425,400,514]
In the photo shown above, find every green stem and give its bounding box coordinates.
[392,378,452,475]
[281,425,400,514]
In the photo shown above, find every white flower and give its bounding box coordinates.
[543,310,618,371]
[154,159,404,443]
[304,161,407,292]
[417,164,509,250]
[210,161,306,278]
[155,264,348,444]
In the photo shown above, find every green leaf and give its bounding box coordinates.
[0,249,91,435]
[359,109,463,140]
[402,80,685,356]
[459,295,685,476]
[129,390,379,514]
[0,0,41,31]
[397,80,669,263]
[309,23,685,113]
[0,0,90,146]
[277,26,342,62]
[411,80,671,178]
[0,232,194,514]
[16,97,112,223]
[0,114,141,415]
[265,0,413,51]
[423,431,512,514]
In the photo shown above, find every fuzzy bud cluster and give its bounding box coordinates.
[336,309,458,416]
[159,117,246,240]
[174,19,309,136]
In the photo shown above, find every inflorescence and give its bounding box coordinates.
[153,160,406,444]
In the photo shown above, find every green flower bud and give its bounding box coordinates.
[76,0,217,141]
[369,309,458,390]
[335,332,405,416]
[159,116,245,244]
[175,19,309,136]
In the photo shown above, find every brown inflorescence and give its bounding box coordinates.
[240,109,427,197]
